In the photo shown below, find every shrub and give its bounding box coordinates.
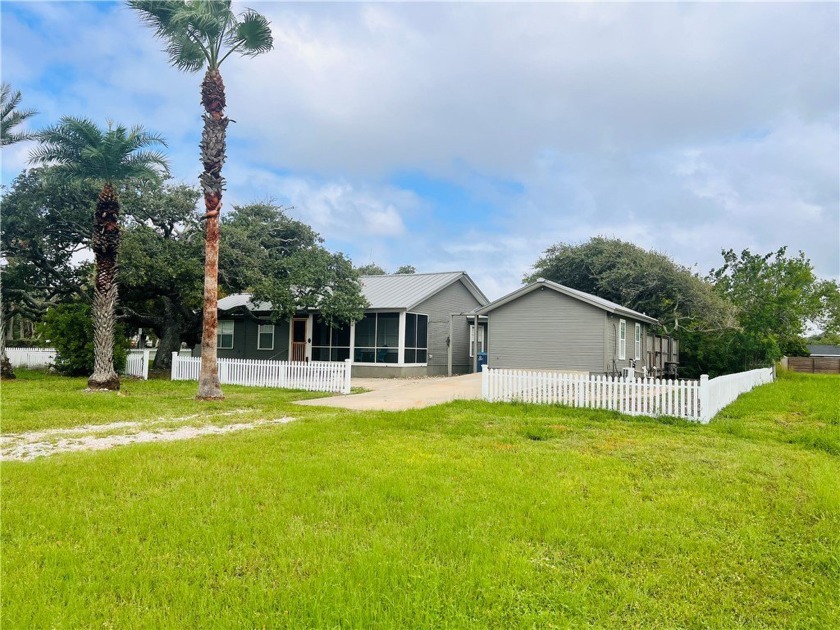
[38,303,128,376]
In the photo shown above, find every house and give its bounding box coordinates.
[476,278,670,376]
[206,271,489,377]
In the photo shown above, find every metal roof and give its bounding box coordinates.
[477,278,659,325]
[217,294,272,312]
[360,271,488,310]
[218,271,488,313]
[806,344,840,357]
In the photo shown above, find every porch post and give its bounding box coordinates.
[472,314,479,373]
[448,314,454,377]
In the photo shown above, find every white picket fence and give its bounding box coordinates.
[5,347,56,368]
[482,366,774,423]
[171,352,352,394]
[124,349,150,380]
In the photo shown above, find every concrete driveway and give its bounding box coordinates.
[295,373,483,411]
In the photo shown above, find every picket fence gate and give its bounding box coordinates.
[6,347,56,368]
[124,349,150,380]
[171,353,352,394]
[482,366,774,423]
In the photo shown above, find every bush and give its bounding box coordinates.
[38,303,128,376]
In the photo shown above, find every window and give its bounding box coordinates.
[634,323,641,361]
[218,320,234,349]
[311,318,351,361]
[257,324,274,350]
[354,313,399,363]
[469,324,485,357]
[404,313,429,363]
[618,319,626,360]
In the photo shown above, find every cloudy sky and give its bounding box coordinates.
[2,1,838,299]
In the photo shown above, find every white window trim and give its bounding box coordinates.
[634,323,641,361]
[618,319,626,361]
[469,323,486,358]
[217,320,234,350]
[257,323,274,351]
[403,311,429,365]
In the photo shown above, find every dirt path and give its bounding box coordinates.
[1,415,295,462]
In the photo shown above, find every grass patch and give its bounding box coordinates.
[2,370,838,627]
[1,369,330,434]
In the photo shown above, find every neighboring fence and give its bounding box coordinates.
[786,356,840,375]
[124,349,150,380]
[171,353,351,394]
[6,347,56,368]
[482,366,774,423]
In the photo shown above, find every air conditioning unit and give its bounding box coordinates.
[621,367,635,380]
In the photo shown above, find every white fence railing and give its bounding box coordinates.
[171,353,351,394]
[124,349,150,380]
[700,367,774,422]
[482,366,775,423]
[6,348,56,368]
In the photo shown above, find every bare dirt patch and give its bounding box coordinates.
[1,415,295,462]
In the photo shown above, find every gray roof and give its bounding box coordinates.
[807,344,840,356]
[217,294,272,312]
[360,271,488,310]
[477,278,659,325]
[218,271,488,314]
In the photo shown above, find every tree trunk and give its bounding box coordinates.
[88,183,120,391]
[196,67,228,400]
[0,304,14,380]
[152,297,181,371]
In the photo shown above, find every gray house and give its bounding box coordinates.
[477,278,665,376]
[207,271,489,377]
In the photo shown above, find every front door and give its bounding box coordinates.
[291,318,308,361]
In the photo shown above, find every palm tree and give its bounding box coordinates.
[1,83,37,146]
[129,0,273,400]
[1,83,38,379]
[30,117,168,390]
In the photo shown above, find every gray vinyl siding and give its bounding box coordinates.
[214,318,290,361]
[487,289,606,371]
[604,315,648,373]
[413,279,485,375]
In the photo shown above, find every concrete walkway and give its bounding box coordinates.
[295,373,483,411]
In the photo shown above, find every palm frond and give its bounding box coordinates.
[230,10,273,57]
[1,82,38,147]
[29,116,168,185]
[165,33,207,72]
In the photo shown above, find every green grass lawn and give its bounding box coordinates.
[1,370,838,628]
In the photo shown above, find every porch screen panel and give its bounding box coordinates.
[354,313,399,363]
[312,318,352,362]
[404,313,428,364]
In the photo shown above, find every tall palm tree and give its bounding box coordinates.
[1,82,37,146]
[1,83,38,379]
[129,0,273,400]
[30,117,168,390]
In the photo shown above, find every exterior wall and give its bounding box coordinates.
[200,317,290,361]
[351,365,427,378]
[413,279,485,375]
[604,315,649,374]
[487,289,606,372]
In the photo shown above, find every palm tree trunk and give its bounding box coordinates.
[196,67,228,400]
[88,183,121,391]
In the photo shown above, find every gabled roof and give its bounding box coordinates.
[217,271,488,314]
[807,344,840,357]
[477,278,659,325]
[360,271,488,310]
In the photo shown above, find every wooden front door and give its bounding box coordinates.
[291,318,308,362]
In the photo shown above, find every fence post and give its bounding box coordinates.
[343,358,352,394]
[143,349,150,380]
[482,367,489,401]
[171,352,178,380]
[699,374,710,423]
